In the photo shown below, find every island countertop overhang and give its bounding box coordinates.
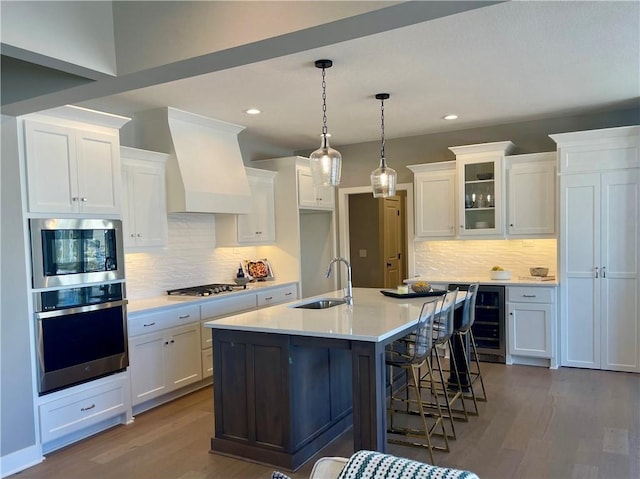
[204,287,465,342]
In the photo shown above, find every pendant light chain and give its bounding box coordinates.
[321,66,328,137]
[380,97,386,167]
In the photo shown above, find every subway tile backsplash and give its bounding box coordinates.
[125,214,257,299]
[413,239,557,279]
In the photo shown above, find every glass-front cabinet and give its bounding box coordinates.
[450,141,515,237]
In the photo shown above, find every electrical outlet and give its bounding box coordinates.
[359,249,367,258]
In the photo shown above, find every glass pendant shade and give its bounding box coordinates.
[310,134,342,187]
[371,160,397,198]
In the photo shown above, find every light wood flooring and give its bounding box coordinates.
[12,363,639,479]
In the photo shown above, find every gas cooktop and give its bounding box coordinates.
[166,283,246,297]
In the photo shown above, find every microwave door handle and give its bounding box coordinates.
[35,299,128,319]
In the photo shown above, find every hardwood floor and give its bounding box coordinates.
[12,363,639,479]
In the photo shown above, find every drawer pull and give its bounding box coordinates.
[81,404,96,412]
[285,292,293,296]
[143,322,156,327]
[265,296,273,301]
[522,294,537,298]
[179,315,190,319]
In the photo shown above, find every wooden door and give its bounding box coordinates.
[380,196,403,288]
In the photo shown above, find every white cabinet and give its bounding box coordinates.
[38,371,131,451]
[128,304,202,406]
[507,286,554,361]
[256,283,298,308]
[506,152,556,237]
[408,161,456,238]
[297,164,335,209]
[121,147,169,249]
[450,141,515,237]
[552,126,639,373]
[25,120,122,215]
[215,168,277,245]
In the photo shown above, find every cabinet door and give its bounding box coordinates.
[75,130,120,214]
[166,323,202,390]
[560,173,601,369]
[458,157,504,236]
[297,167,334,209]
[508,162,555,236]
[600,169,639,372]
[121,165,136,248]
[131,164,167,247]
[508,302,552,358]
[129,331,167,405]
[237,173,275,243]
[24,120,78,213]
[414,169,456,237]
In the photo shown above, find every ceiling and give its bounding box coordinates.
[6,1,640,151]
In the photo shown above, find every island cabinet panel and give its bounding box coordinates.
[212,330,352,471]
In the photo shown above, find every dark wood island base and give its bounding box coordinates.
[211,329,358,471]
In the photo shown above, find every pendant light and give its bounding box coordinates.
[309,59,342,187]
[370,93,397,198]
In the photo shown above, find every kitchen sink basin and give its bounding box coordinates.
[293,298,347,309]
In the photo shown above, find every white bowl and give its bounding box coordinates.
[490,270,512,280]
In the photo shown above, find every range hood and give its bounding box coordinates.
[134,107,251,214]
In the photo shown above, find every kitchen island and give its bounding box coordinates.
[204,287,465,470]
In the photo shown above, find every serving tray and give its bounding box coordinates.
[380,289,447,299]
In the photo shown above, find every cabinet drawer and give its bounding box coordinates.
[200,294,257,319]
[40,377,128,443]
[128,304,200,337]
[257,284,298,308]
[507,286,554,303]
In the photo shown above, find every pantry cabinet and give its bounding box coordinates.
[121,147,168,249]
[25,120,122,215]
[408,161,456,238]
[506,152,556,237]
[450,141,515,237]
[215,167,277,245]
[552,126,639,373]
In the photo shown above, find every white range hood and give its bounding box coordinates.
[134,107,251,214]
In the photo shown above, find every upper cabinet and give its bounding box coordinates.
[450,141,515,237]
[297,163,335,209]
[215,167,277,246]
[506,152,556,237]
[121,147,169,249]
[408,161,456,238]
[23,107,130,216]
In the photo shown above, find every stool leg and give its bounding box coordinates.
[468,329,487,402]
[457,331,479,416]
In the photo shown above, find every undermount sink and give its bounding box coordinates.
[293,298,347,310]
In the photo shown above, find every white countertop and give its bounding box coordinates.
[127,280,297,314]
[205,287,466,343]
[406,275,558,287]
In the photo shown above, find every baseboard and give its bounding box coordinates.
[0,444,43,478]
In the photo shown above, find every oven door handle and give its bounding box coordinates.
[35,299,128,319]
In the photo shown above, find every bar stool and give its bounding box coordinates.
[386,301,448,464]
[454,283,487,409]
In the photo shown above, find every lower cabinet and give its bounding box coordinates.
[38,371,132,452]
[507,286,555,366]
[256,283,298,308]
[129,322,202,406]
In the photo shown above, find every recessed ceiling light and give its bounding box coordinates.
[443,114,458,120]
[244,108,261,115]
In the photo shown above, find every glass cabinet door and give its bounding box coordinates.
[462,160,498,232]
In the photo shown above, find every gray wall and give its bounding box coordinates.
[1,116,37,459]
[299,106,639,188]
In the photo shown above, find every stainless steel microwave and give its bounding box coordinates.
[30,218,125,288]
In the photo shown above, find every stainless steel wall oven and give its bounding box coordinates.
[30,218,125,289]
[34,282,129,395]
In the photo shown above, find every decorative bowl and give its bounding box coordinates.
[411,282,431,293]
[489,270,511,280]
[529,267,549,277]
[234,277,251,286]
[476,172,494,180]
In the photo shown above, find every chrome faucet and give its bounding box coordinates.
[326,257,353,305]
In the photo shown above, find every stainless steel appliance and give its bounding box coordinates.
[30,218,125,289]
[167,283,246,297]
[34,282,128,395]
